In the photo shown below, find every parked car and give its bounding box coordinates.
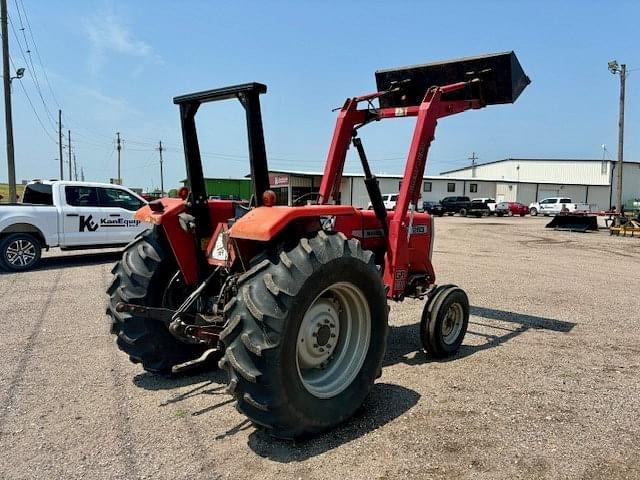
[368,193,398,210]
[421,200,443,215]
[471,197,497,214]
[437,196,472,216]
[0,180,148,271]
[529,197,590,216]
[468,198,495,217]
[495,201,530,216]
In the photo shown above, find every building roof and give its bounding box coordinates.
[264,169,592,185]
[439,157,640,175]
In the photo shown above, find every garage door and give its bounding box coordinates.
[538,189,559,201]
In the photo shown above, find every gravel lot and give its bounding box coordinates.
[1,216,639,480]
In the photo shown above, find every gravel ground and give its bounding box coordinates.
[1,216,639,480]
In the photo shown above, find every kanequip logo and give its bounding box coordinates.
[79,215,99,232]
[78,215,140,232]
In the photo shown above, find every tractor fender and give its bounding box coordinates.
[230,205,356,241]
[135,198,199,285]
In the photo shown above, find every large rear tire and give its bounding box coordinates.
[219,231,388,439]
[107,228,208,373]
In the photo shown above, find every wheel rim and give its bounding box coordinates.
[441,302,464,345]
[296,282,371,399]
[5,239,37,267]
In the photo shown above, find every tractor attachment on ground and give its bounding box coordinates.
[106,51,529,439]
[546,213,599,232]
[609,214,640,236]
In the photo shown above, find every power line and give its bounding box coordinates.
[9,54,56,143]
[8,13,55,130]
[16,0,60,108]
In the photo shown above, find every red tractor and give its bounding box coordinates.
[108,52,529,439]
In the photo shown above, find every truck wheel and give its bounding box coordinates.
[0,233,42,272]
[420,286,469,358]
[219,231,388,439]
[530,208,538,216]
[107,228,208,373]
[459,208,467,217]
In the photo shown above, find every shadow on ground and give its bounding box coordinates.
[247,382,420,462]
[133,368,227,393]
[384,305,576,367]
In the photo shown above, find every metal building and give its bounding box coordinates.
[440,158,640,211]
[198,158,639,211]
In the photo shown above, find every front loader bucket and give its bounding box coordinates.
[546,214,598,233]
[376,51,530,108]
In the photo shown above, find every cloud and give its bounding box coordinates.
[84,11,161,76]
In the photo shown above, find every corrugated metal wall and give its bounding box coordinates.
[443,160,611,185]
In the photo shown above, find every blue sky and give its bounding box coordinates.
[2,0,639,191]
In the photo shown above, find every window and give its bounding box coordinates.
[560,198,571,203]
[98,188,144,211]
[423,182,432,192]
[65,186,99,207]
[390,194,398,201]
[469,183,478,193]
[540,199,555,204]
[447,183,455,193]
[23,183,53,205]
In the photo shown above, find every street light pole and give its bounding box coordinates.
[1,0,16,202]
[608,60,626,213]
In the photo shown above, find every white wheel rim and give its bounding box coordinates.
[5,239,37,267]
[296,282,371,399]
[441,302,464,345]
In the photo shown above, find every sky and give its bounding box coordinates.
[1,0,639,191]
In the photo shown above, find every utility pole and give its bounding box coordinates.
[67,130,72,181]
[58,110,63,180]
[158,140,164,196]
[608,60,626,213]
[80,166,85,182]
[116,132,121,185]
[469,152,478,178]
[1,0,16,202]
[73,154,77,181]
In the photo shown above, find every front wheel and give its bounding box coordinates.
[219,231,388,439]
[530,208,538,216]
[0,233,42,272]
[459,208,467,217]
[420,286,469,358]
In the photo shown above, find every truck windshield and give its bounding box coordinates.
[22,183,53,205]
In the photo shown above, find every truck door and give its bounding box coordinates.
[96,187,148,244]
[61,185,110,246]
[538,199,555,214]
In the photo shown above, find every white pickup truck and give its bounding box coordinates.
[0,180,148,271]
[529,197,590,216]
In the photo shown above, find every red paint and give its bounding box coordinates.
[318,82,482,298]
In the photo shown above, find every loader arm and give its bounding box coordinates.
[318,82,483,298]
